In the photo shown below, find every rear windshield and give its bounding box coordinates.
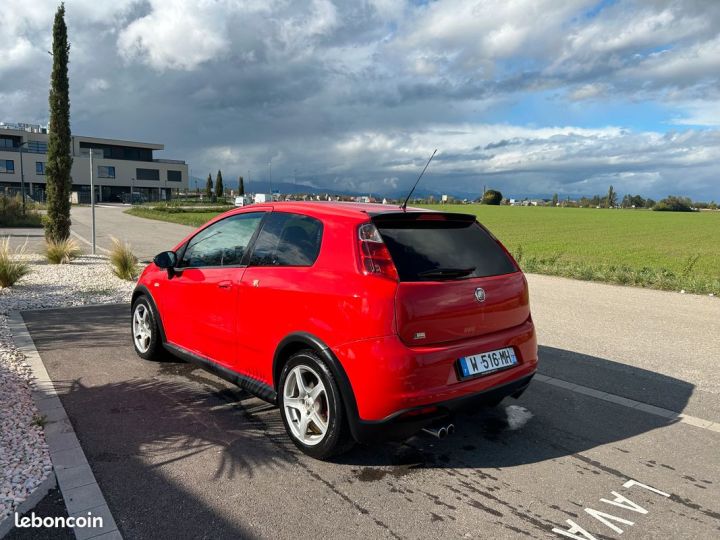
[375,218,517,282]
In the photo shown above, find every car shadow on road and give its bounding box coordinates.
[336,344,694,469]
[22,304,697,537]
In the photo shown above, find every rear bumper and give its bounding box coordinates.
[352,372,535,443]
[333,319,538,440]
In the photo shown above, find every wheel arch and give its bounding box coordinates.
[131,285,167,343]
[273,333,362,440]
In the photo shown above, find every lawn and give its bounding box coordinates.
[125,206,233,228]
[124,203,720,295]
[424,204,720,295]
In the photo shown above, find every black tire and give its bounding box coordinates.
[131,296,164,361]
[278,350,355,459]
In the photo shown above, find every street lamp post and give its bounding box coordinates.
[18,141,28,216]
[89,149,97,255]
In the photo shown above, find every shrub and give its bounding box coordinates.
[0,194,43,227]
[481,189,503,205]
[653,195,694,212]
[0,237,31,287]
[109,237,139,280]
[45,237,82,264]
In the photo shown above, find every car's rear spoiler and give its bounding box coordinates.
[369,211,476,225]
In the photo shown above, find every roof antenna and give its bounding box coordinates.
[401,149,437,211]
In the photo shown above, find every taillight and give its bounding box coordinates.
[357,223,398,281]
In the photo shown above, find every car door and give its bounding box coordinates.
[161,211,266,368]
[237,211,324,383]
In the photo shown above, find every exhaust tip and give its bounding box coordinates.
[447,424,455,436]
[437,427,447,439]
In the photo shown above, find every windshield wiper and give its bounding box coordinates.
[417,267,476,279]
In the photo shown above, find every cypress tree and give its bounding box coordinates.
[205,173,213,199]
[45,3,73,242]
[215,170,224,198]
[238,176,244,195]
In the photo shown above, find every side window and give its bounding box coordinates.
[249,213,323,267]
[178,212,264,268]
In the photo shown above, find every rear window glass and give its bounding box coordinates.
[249,212,323,267]
[376,219,517,282]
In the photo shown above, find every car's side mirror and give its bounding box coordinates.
[153,251,177,269]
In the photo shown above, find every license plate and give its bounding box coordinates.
[458,347,517,379]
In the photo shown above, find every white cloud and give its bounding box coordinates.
[117,0,232,70]
[568,83,608,101]
[87,78,109,93]
[671,101,720,127]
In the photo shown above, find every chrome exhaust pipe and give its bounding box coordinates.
[421,426,447,439]
[422,425,453,439]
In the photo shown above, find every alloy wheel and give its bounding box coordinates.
[133,304,152,353]
[283,364,329,446]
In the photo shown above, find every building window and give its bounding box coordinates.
[36,162,45,175]
[136,168,159,181]
[0,160,15,173]
[0,138,15,149]
[167,170,182,182]
[27,141,47,153]
[98,166,115,178]
[80,142,153,161]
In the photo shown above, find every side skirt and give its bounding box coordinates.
[164,343,277,405]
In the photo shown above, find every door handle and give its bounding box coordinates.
[218,281,232,289]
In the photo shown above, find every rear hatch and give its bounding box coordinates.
[372,212,529,347]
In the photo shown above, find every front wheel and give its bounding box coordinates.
[278,350,354,459]
[131,296,164,361]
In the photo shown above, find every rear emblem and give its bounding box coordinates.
[474,288,486,302]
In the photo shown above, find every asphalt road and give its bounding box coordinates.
[0,227,47,253]
[22,304,720,540]
[69,205,193,260]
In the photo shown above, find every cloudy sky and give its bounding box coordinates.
[1,0,719,199]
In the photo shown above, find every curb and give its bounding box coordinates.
[3,312,123,540]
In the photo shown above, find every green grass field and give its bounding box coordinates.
[424,205,720,295]
[125,206,232,228]
[125,204,720,295]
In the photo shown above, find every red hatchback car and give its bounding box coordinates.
[131,202,537,458]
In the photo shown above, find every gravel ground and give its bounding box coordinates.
[0,255,136,522]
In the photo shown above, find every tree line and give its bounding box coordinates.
[202,171,246,199]
[479,185,717,211]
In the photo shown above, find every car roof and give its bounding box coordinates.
[248,201,430,219]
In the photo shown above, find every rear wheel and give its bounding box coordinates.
[279,350,354,459]
[131,296,164,361]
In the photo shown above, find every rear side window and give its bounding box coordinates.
[375,218,517,282]
[249,212,323,267]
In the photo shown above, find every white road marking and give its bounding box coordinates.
[552,519,598,540]
[534,373,720,433]
[70,229,111,254]
[553,479,670,540]
[599,492,647,514]
[583,508,634,534]
[622,479,670,498]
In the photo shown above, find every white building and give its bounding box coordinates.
[0,122,188,202]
